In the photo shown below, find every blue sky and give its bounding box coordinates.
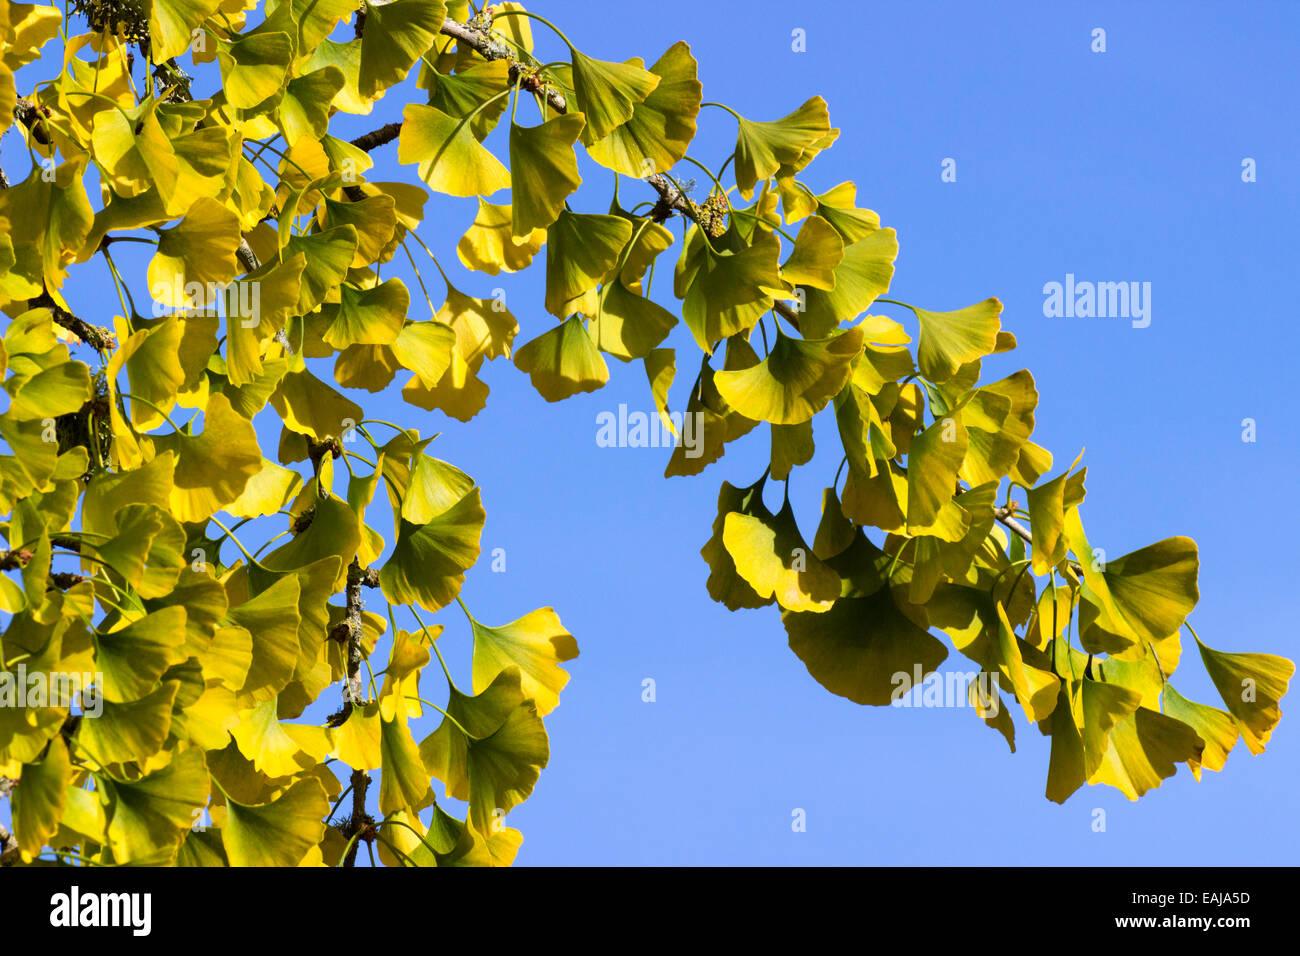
[5,0,1299,865]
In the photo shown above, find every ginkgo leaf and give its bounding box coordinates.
[95,607,189,703]
[513,316,609,402]
[678,227,787,350]
[379,712,434,815]
[1026,456,1087,575]
[279,66,346,145]
[723,498,840,613]
[733,96,832,200]
[147,197,242,307]
[589,278,678,362]
[509,113,586,237]
[544,210,631,316]
[418,666,549,833]
[151,0,223,62]
[1064,511,1199,654]
[570,49,660,142]
[1161,683,1239,780]
[380,489,485,613]
[423,58,510,141]
[218,29,295,110]
[78,682,179,767]
[784,589,949,706]
[223,776,328,866]
[1089,706,1204,801]
[587,41,701,177]
[780,215,843,291]
[358,0,447,98]
[1195,637,1294,754]
[398,102,510,198]
[457,199,546,275]
[914,298,1003,385]
[152,393,262,522]
[12,736,71,860]
[270,368,364,442]
[714,326,864,424]
[798,228,898,337]
[322,279,409,348]
[470,607,579,717]
[100,747,210,865]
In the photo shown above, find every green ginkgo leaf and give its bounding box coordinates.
[544,210,632,316]
[513,316,609,402]
[1064,511,1199,654]
[905,410,968,531]
[733,96,832,200]
[1026,454,1087,575]
[799,228,898,337]
[77,682,179,767]
[423,58,511,141]
[218,29,295,110]
[398,102,510,198]
[470,607,579,718]
[150,0,223,62]
[95,606,188,703]
[12,736,71,860]
[147,197,243,307]
[780,215,843,292]
[783,588,949,706]
[322,278,409,348]
[279,66,346,145]
[714,325,864,424]
[418,666,549,833]
[678,224,788,347]
[222,776,329,867]
[227,576,301,702]
[569,49,660,142]
[380,489,485,613]
[509,113,586,237]
[358,0,447,98]
[1195,637,1294,754]
[285,226,358,313]
[1090,706,1204,800]
[589,278,678,362]
[1161,683,1239,779]
[100,747,210,864]
[379,712,434,815]
[914,298,1003,385]
[6,357,93,421]
[587,41,701,177]
[152,393,262,522]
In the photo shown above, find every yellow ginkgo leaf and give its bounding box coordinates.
[587,42,701,177]
[152,392,262,522]
[570,49,660,142]
[544,210,631,317]
[147,197,243,307]
[714,325,863,424]
[398,102,510,198]
[513,315,609,402]
[457,198,547,275]
[509,112,586,237]
[733,96,832,200]
[470,607,579,717]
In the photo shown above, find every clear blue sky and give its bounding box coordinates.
[7,0,1299,865]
